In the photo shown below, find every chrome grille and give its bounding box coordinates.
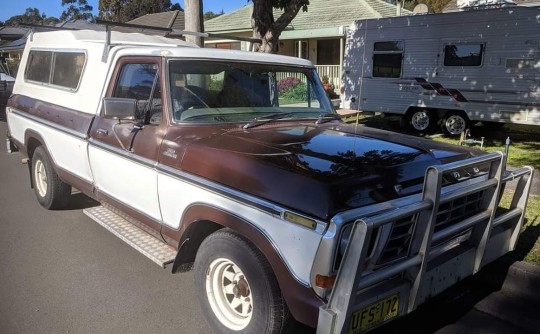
[377,215,415,265]
[435,190,484,232]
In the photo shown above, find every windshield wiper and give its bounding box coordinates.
[243,112,294,129]
[315,113,342,124]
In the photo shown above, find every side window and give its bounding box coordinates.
[52,52,85,89]
[26,51,53,83]
[25,50,85,89]
[444,44,484,67]
[113,63,162,122]
[373,41,403,78]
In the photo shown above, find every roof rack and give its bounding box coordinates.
[95,20,262,62]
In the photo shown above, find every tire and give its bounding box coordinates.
[194,229,291,334]
[31,146,71,209]
[402,109,436,133]
[441,111,469,136]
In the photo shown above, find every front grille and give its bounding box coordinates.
[377,215,416,265]
[377,190,485,265]
[435,190,484,232]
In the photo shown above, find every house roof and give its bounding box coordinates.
[0,27,31,41]
[205,0,409,35]
[442,0,540,12]
[0,38,26,52]
[56,20,105,31]
[123,10,185,35]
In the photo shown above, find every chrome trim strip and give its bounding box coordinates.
[11,108,88,140]
[88,138,158,169]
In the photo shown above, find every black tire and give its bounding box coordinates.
[402,109,436,133]
[441,111,469,136]
[194,229,291,334]
[31,146,71,209]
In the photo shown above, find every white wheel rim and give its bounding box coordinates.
[205,258,253,330]
[34,160,48,197]
[411,111,430,131]
[445,115,466,135]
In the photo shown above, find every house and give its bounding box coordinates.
[204,0,409,87]
[121,10,185,35]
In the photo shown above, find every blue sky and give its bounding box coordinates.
[0,0,249,22]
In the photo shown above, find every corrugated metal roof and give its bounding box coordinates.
[205,0,409,34]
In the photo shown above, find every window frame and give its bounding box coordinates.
[24,48,87,92]
[372,41,404,79]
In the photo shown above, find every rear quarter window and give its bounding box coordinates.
[25,50,86,90]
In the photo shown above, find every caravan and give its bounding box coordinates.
[341,7,540,135]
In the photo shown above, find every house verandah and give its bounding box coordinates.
[204,0,408,89]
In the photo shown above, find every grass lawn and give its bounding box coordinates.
[341,113,540,265]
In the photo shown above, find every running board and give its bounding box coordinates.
[83,206,176,268]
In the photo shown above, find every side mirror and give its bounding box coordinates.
[102,97,136,120]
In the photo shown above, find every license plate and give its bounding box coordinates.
[349,294,399,334]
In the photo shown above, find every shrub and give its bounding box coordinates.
[278,76,301,94]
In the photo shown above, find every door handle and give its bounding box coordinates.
[96,129,109,136]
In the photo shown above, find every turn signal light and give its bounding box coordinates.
[315,274,336,288]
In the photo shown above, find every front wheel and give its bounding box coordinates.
[194,229,291,334]
[31,146,71,209]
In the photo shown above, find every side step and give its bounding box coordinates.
[83,206,176,268]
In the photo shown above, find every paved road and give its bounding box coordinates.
[0,119,538,333]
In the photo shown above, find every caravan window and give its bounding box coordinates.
[444,44,484,67]
[373,41,403,78]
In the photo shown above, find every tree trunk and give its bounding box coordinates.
[251,0,308,54]
[184,0,204,47]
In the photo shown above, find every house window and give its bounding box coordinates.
[25,50,85,89]
[317,39,340,65]
[295,41,308,60]
[444,44,484,67]
[372,41,403,78]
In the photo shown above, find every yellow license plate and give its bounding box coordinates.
[349,294,399,334]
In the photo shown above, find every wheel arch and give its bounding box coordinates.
[170,203,322,327]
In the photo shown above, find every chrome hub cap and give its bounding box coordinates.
[411,111,430,131]
[445,115,466,135]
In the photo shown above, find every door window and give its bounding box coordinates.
[113,63,162,123]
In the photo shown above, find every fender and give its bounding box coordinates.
[163,203,323,328]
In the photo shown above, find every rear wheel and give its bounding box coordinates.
[31,146,71,209]
[441,111,469,136]
[402,109,436,133]
[194,229,291,334]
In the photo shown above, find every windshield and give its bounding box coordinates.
[168,60,335,123]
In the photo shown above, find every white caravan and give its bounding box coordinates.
[341,7,540,135]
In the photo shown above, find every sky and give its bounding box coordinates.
[0,0,249,22]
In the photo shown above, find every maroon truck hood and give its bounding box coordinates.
[179,123,480,220]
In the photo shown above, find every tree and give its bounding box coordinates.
[4,8,58,26]
[60,0,94,21]
[184,0,204,47]
[250,0,309,54]
[99,0,183,22]
[203,10,224,21]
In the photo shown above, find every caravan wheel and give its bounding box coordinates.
[403,109,436,133]
[441,111,469,136]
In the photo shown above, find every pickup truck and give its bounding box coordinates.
[5,29,534,334]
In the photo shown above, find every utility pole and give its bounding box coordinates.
[184,0,204,47]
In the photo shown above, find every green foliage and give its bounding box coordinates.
[281,82,308,102]
[4,7,58,26]
[60,0,94,21]
[99,0,182,22]
[204,10,224,21]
